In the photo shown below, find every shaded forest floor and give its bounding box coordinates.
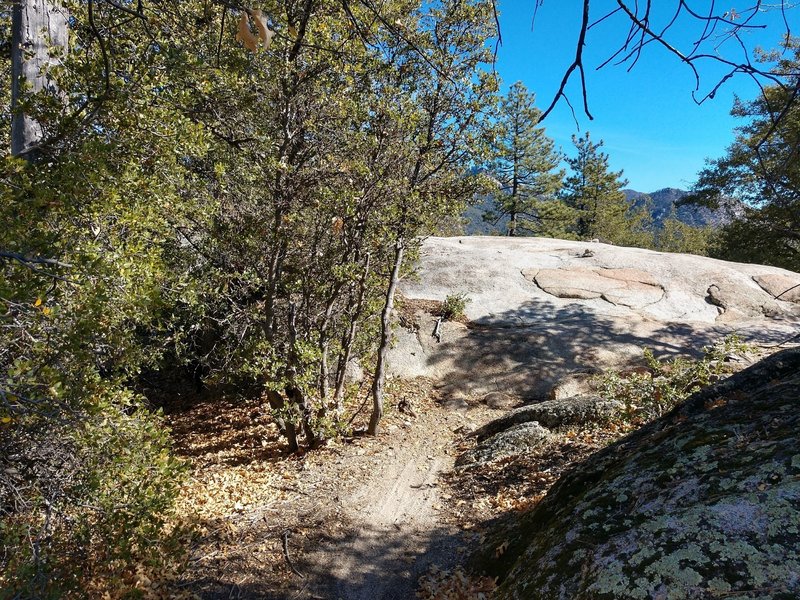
[162,379,621,599]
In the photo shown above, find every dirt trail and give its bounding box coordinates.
[293,400,491,600]
[169,385,499,599]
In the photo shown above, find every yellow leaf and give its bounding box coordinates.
[288,24,298,38]
[1,417,11,424]
[34,297,42,307]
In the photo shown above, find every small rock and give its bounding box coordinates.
[457,422,553,468]
[481,391,516,410]
[441,397,470,412]
[442,389,469,401]
[453,423,476,435]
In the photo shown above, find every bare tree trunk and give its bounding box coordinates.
[317,292,339,402]
[368,240,403,436]
[266,389,299,453]
[287,386,316,447]
[285,420,300,453]
[288,301,317,447]
[507,172,519,236]
[11,0,69,157]
[333,253,370,411]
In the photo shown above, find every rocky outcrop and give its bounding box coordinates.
[457,392,621,469]
[623,187,741,229]
[529,268,665,308]
[472,395,621,441]
[754,273,800,303]
[388,237,800,398]
[705,275,785,321]
[456,422,553,469]
[472,347,800,599]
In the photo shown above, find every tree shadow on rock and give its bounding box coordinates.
[428,297,784,399]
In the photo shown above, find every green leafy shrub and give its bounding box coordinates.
[440,293,471,321]
[0,382,187,598]
[597,336,753,427]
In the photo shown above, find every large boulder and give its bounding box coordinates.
[472,347,800,599]
[388,237,800,397]
[472,395,621,441]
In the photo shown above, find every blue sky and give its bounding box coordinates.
[492,2,794,192]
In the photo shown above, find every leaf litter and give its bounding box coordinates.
[163,381,625,599]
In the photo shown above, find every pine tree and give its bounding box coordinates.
[689,40,799,271]
[486,82,566,236]
[562,132,652,246]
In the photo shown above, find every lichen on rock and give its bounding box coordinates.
[472,348,800,600]
[456,422,554,469]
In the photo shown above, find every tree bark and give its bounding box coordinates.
[266,389,299,453]
[368,240,403,436]
[287,301,316,447]
[508,165,519,236]
[333,253,370,411]
[11,0,69,157]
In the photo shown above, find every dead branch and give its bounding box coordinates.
[536,1,797,124]
[281,528,305,578]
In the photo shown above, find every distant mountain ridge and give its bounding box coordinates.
[623,187,736,229]
[462,187,736,235]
